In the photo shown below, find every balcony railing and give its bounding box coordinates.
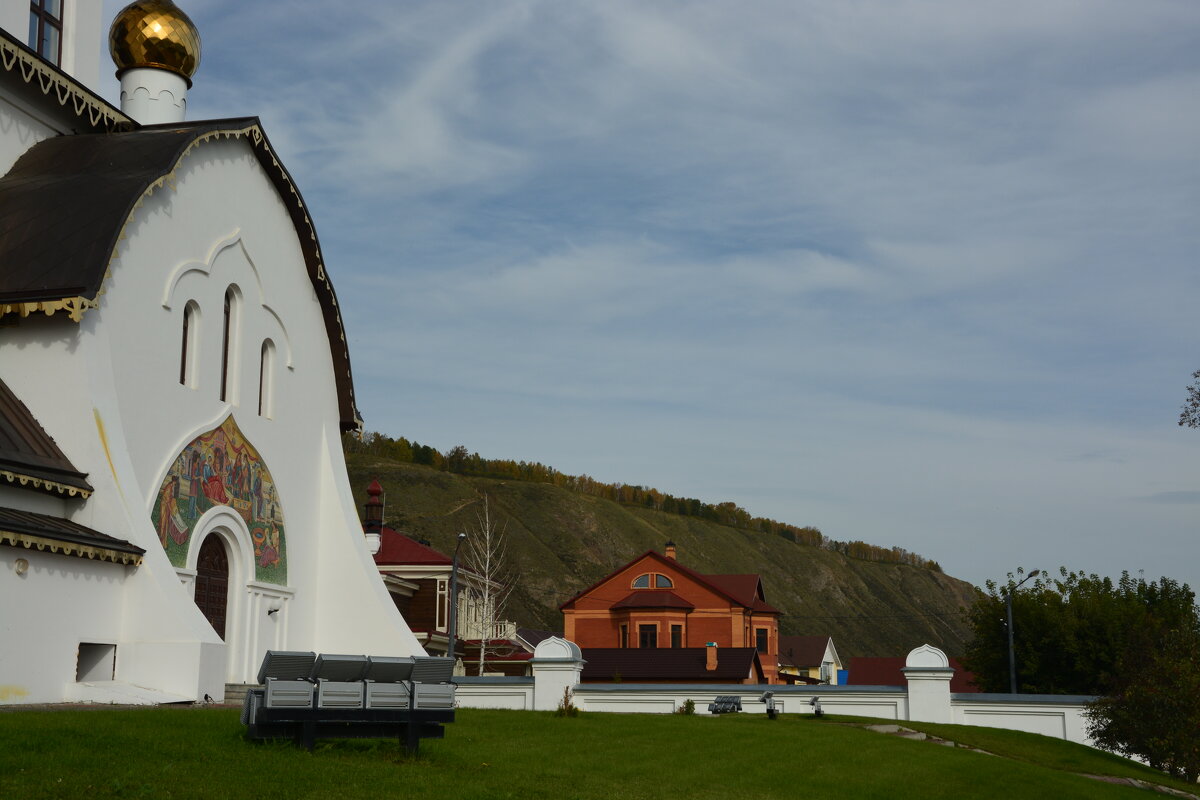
[459,618,517,642]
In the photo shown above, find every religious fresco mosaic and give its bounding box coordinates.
[151,416,287,585]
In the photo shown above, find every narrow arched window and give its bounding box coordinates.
[258,339,275,418]
[219,286,240,402]
[179,300,199,387]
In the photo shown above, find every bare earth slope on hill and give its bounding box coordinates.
[347,456,977,658]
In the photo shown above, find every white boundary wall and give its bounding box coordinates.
[454,640,1097,748]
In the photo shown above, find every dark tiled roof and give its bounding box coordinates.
[0,505,143,565]
[581,648,760,682]
[611,590,695,610]
[847,657,979,692]
[778,635,832,668]
[374,527,453,566]
[0,119,362,431]
[0,378,91,497]
[707,574,781,614]
[705,574,759,605]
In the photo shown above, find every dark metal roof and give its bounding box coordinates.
[0,378,91,497]
[0,505,144,565]
[516,628,557,648]
[778,635,832,668]
[580,648,761,682]
[611,590,695,610]
[0,119,362,431]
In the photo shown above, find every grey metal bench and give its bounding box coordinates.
[708,695,742,714]
[242,651,455,753]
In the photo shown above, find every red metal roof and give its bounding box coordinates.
[373,526,453,566]
[847,656,979,692]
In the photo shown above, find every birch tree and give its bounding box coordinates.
[463,494,514,675]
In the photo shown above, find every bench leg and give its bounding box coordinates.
[402,722,421,756]
[301,720,316,752]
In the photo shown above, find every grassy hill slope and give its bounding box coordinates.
[347,455,978,658]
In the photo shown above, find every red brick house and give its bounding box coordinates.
[560,543,782,684]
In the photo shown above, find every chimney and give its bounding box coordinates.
[665,540,677,560]
[705,642,718,671]
[364,480,384,531]
[363,480,383,555]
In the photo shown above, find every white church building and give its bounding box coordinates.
[0,1,424,705]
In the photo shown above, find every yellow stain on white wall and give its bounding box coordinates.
[0,686,30,701]
[93,408,121,494]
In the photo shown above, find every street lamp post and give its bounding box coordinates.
[448,532,467,663]
[1004,570,1040,694]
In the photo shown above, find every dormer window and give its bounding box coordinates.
[28,0,62,66]
[631,572,673,589]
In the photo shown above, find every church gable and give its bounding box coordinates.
[0,118,361,431]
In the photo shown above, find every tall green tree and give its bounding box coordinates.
[965,568,1200,781]
[962,569,1197,695]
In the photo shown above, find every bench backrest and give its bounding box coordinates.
[364,656,415,683]
[257,650,317,684]
[310,653,369,682]
[410,656,455,684]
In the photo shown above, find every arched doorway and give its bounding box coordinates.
[194,535,230,640]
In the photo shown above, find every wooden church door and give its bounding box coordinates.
[194,535,229,640]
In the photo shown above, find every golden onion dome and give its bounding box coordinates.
[109,0,201,85]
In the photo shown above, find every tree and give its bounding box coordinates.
[1181,370,1200,428]
[964,568,1200,781]
[1085,625,1200,782]
[462,494,514,676]
[962,569,1197,695]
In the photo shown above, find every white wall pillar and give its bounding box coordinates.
[119,67,188,124]
[903,644,954,723]
[530,637,585,711]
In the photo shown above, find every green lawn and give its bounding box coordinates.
[0,707,1188,800]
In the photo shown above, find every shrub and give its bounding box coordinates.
[555,686,580,718]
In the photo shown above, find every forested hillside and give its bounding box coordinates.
[345,447,978,658]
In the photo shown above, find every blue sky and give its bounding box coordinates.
[103,1,1200,591]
